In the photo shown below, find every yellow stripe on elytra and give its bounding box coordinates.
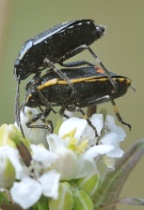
[38,78,59,90]
[57,77,108,84]
[34,77,131,91]
[116,78,131,85]
[27,78,59,100]
[57,77,131,84]
[26,94,32,102]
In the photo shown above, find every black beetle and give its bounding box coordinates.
[24,66,132,135]
[14,19,106,81]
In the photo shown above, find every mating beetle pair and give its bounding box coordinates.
[24,65,132,136]
[14,19,132,136]
[14,19,117,126]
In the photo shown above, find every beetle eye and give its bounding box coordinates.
[14,59,20,68]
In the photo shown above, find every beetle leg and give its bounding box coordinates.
[14,76,21,127]
[26,110,54,133]
[43,58,75,96]
[61,45,117,93]
[60,60,95,67]
[84,95,131,130]
[76,107,99,138]
[110,97,131,130]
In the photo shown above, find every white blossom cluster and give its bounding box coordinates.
[0,107,126,209]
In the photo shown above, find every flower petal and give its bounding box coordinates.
[47,134,66,152]
[82,114,104,146]
[83,145,114,160]
[58,117,87,139]
[10,177,42,209]
[38,170,60,199]
[101,133,124,158]
[31,144,58,167]
[105,115,126,140]
[76,158,97,178]
[53,147,78,180]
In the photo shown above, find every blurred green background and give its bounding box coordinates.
[0,0,143,209]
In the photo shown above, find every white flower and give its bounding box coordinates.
[11,170,60,209]
[59,114,104,146]
[78,114,126,159]
[100,115,126,158]
[10,144,61,209]
[47,117,114,180]
[1,113,127,208]
[0,123,65,207]
[59,117,87,140]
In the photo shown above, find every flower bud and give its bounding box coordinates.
[0,155,15,188]
[0,124,18,147]
[73,189,94,210]
[103,155,115,170]
[49,182,73,210]
[75,174,100,197]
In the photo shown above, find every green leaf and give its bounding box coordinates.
[94,139,144,210]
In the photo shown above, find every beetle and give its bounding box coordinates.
[14,19,106,81]
[24,66,132,136]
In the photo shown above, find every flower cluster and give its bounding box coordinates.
[0,107,126,210]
